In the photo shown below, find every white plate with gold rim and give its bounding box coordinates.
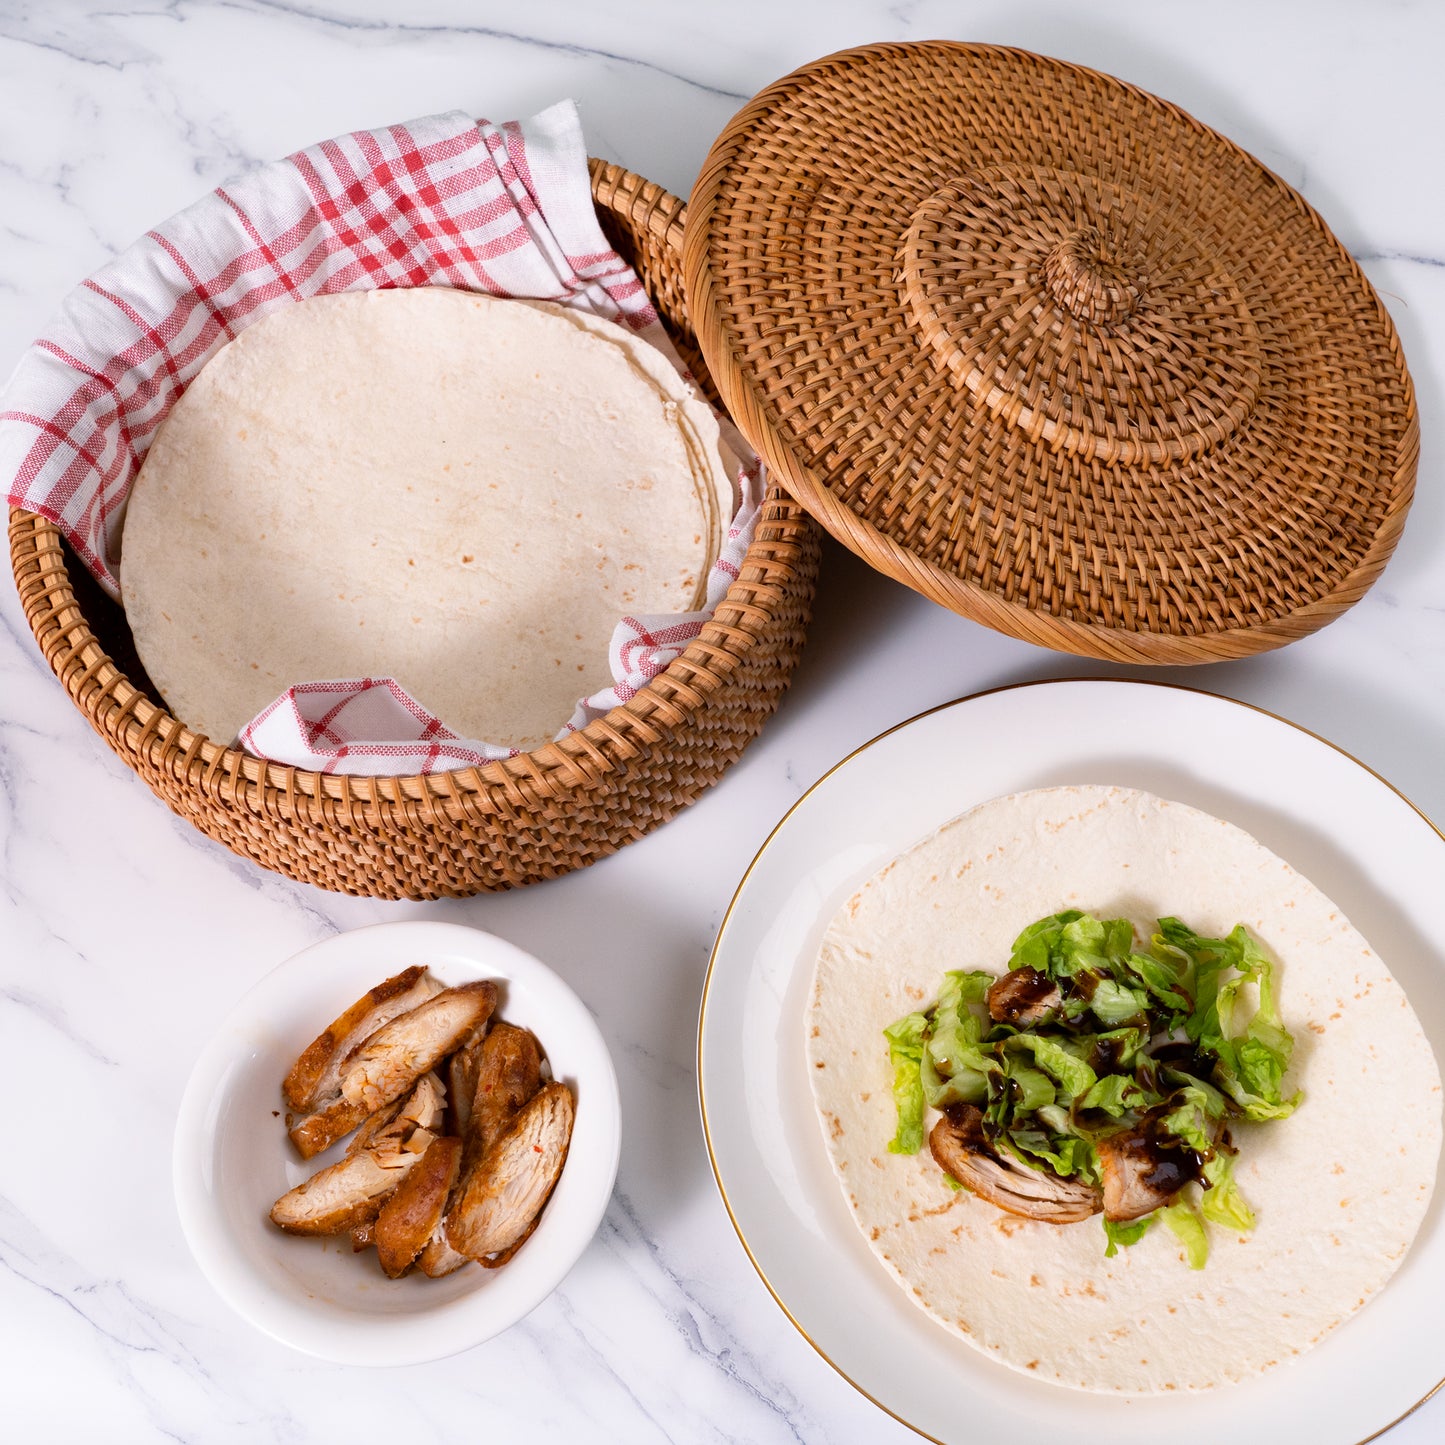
[697,679,1445,1443]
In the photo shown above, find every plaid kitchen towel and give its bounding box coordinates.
[1,101,760,774]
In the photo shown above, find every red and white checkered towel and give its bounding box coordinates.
[1,102,761,774]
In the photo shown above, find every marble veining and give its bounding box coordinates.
[2,3,1444,1442]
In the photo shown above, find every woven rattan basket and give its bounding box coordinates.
[684,42,1418,664]
[8,161,820,899]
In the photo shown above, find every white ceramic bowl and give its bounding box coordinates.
[173,920,620,1365]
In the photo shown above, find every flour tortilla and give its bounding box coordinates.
[807,786,1442,1393]
[120,288,734,749]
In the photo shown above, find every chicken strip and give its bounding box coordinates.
[447,1019,492,1139]
[285,975,455,1160]
[269,1150,419,1236]
[270,1073,447,1236]
[289,1090,408,1169]
[416,1230,471,1278]
[466,1023,542,1172]
[345,1096,406,1157]
[418,1023,543,1277]
[341,982,498,1114]
[282,966,437,1112]
[372,1071,446,1151]
[288,1095,372,1160]
[479,1213,541,1270]
[444,1082,575,1262]
[1096,1113,1212,1222]
[929,1103,1102,1224]
[375,1136,463,1279]
[985,967,1063,1028]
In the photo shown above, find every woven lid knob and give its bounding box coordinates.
[901,165,1263,465]
[1041,227,1142,325]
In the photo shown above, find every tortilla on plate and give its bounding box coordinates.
[806,785,1441,1393]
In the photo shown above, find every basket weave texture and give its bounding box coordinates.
[684,42,1418,663]
[8,161,820,899]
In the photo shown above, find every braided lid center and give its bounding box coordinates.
[1041,225,1142,325]
[901,167,1262,465]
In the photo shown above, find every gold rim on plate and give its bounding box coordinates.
[695,676,1445,1444]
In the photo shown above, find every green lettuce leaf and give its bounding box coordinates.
[1007,1034,1097,1098]
[1007,912,1075,974]
[921,1027,993,1108]
[1160,1200,1210,1269]
[1011,1128,1099,1183]
[1200,1152,1256,1232]
[1008,1063,1056,1114]
[1160,1085,1225,1154]
[884,1011,929,1154]
[1103,1214,1155,1257]
[1088,978,1150,1027]
[1078,1073,1153,1117]
[917,969,996,1108]
[1120,949,1192,1013]
[934,968,994,1019]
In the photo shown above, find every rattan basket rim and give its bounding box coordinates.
[682,40,1420,665]
[8,160,773,806]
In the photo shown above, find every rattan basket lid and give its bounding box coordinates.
[683,42,1418,663]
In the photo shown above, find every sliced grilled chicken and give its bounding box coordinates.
[350,1219,375,1252]
[378,1071,447,1145]
[270,1073,447,1235]
[1097,1119,1208,1222]
[444,1082,575,1261]
[341,982,498,1114]
[417,1024,544,1276]
[375,1136,464,1279]
[269,1149,420,1236]
[466,1023,542,1172]
[929,1103,1102,1224]
[986,967,1063,1027]
[290,1070,448,1161]
[417,1027,543,1277]
[479,1212,541,1270]
[286,974,451,1159]
[288,1095,372,1160]
[345,1096,406,1157]
[447,1023,491,1139]
[416,1231,470,1278]
[283,966,438,1112]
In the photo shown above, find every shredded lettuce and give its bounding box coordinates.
[883,910,1301,1269]
[1078,1072,1149,1117]
[1007,1034,1097,1098]
[884,1012,928,1154]
[1087,978,1150,1027]
[1160,1200,1210,1269]
[1200,1151,1256,1233]
[1103,1215,1154,1257]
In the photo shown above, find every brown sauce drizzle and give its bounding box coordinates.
[1149,1040,1217,1080]
[1089,1034,1128,1073]
[1117,1101,1210,1199]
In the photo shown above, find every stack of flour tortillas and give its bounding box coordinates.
[120,287,736,753]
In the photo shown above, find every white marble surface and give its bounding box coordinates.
[2,2,1443,1441]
